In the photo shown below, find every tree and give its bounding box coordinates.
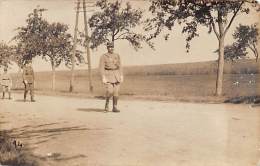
[146,0,259,96]
[13,8,83,91]
[41,22,83,91]
[223,43,248,62]
[232,24,259,62]
[0,42,14,68]
[12,8,48,62]
[88,0,152,49]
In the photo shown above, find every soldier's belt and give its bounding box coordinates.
[2,79,10,80]
[105,68,119,70]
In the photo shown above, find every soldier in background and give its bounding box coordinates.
[99,42,123,112]
[22,61,35,102]
[1,67,12,99]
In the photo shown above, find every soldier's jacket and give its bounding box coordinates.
[23,66,35,84]
[99,53,123,83]
[1,73,12,87]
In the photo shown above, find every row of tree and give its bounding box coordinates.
[0,0,259,96]
[1,8,84,91]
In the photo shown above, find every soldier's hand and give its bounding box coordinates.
[24,80,28,84]
[120,76,124,83]
[102,77,107,84]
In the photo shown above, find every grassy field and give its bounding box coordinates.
[10,59,260,102]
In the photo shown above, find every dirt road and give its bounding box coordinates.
[0,94,260,166]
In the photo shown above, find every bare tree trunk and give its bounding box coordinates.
[51,63,56,91]
[215,17,225,96]
[15,66,22,89]
[83,0,94,93]
[216,36,225,96]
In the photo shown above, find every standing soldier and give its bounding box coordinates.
[22,61,35,102]
[1,67,12,99]
[99,42,123,112]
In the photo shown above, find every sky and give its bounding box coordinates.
[0,0,259,72]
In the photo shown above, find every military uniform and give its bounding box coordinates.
[22,64,35,102]
[1,70,12,99]
[99,43,123,112]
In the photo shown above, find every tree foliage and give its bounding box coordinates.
[88,0,152,50]
[41,22,83,68]
[233,24,259,61]
[222,23,259,62]
[13,8,83,67]
[146,0,258,51]
[12,8,48,62]
[223,43,248,61]
[0,42,12,68]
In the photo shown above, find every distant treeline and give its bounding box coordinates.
[122,59,260,76]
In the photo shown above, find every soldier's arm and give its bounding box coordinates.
[32,68,35,81]
[8,74,12,86]
[22,69,26,82]
[0,75,2,85]
[118,54,123,76]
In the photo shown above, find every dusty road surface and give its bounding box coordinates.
[0,93,260,166]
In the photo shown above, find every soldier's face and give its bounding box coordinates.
[107,47,114,53]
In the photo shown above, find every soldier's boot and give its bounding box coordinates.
[2,92,5,99]
[24,91,27,102]
[112,96,120,113]
[31,95,35,102]
[104,97,110,112]
[8,92,11,100]
[30,89,35,102]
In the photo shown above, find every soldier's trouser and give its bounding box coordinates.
[105,82,120,97]
[24,83,34,99]
[2,85,11,92]
[2,86,11,98]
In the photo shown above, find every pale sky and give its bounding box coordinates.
[0,0,259,72]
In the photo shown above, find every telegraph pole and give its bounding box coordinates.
[83,0,94,92]
[69,0,80,92]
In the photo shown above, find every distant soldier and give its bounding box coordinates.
[99,42,123,112]
[1,67,12,99]
[22,61,35,102]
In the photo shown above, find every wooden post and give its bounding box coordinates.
[83,0,94,93]
[69,0,80,92]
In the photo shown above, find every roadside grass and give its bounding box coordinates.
[0,132,38,166]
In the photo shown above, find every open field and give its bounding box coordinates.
[10,59,260,101]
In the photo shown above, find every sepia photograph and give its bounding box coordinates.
[0,0,260,165]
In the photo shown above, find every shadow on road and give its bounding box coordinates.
[0,121,8,125]
[31,153,87,163]
[224,95,260,104]
[2,122,111,147]
[1,122,91,147]
[77,108,105,113]
[15,99,26,102]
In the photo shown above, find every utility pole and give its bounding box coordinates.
[83,0,94,92]
[69,0,80,92]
